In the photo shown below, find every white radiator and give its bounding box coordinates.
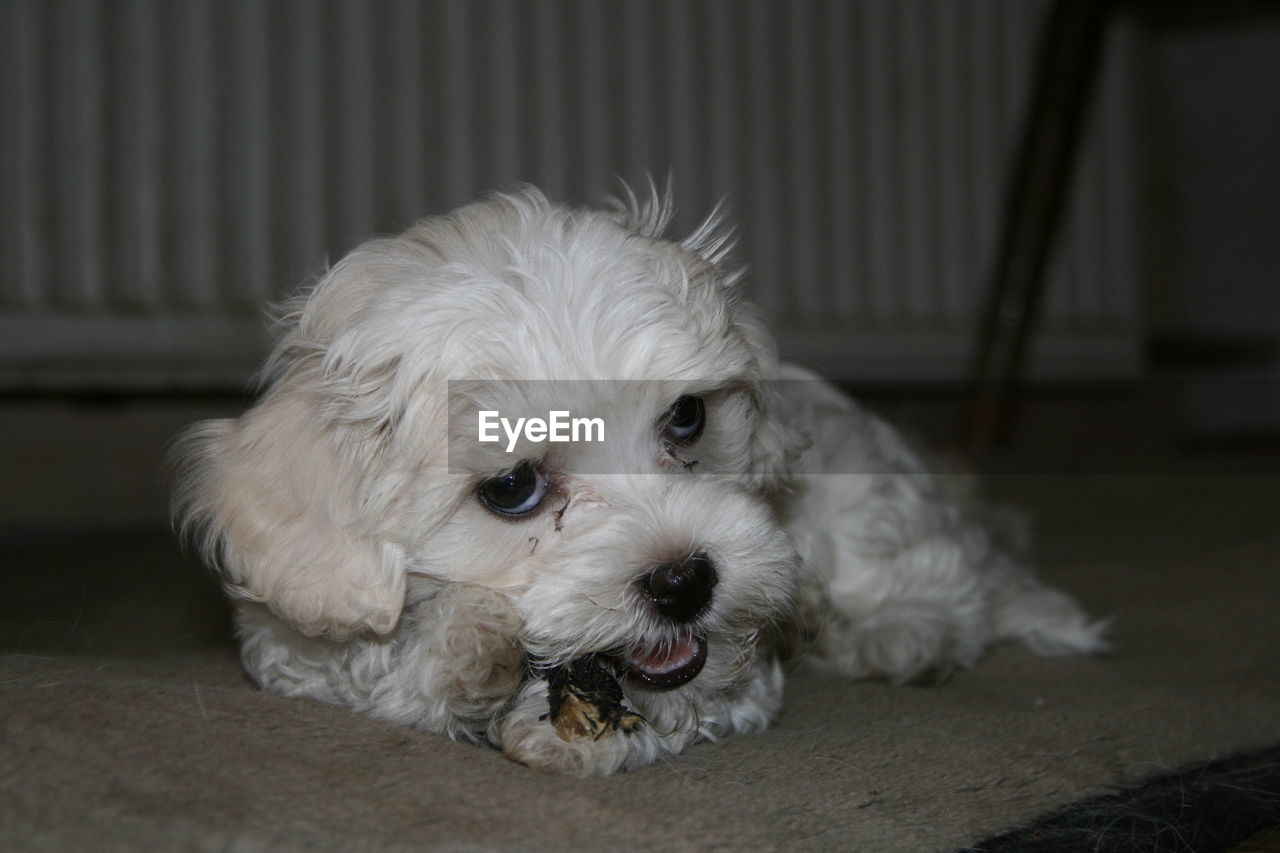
[0,0,1140,389]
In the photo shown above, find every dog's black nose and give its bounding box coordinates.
[639,553,718,623]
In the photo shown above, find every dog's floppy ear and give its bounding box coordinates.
[172,383,407,639]
[170,241,430,639]
[739,333,810,496]
[169,230,461,638]
[746,383,804,494]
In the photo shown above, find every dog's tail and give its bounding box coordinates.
[994,581,1112,656]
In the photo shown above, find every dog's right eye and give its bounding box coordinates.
[478,462,548,516]
[662,395,706,445]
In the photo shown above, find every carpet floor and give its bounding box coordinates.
[3,472,1279,851]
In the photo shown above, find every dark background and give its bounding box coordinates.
[1,0,1278,559]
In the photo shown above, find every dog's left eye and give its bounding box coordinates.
[662,395,706,445]
[478,462,549,516]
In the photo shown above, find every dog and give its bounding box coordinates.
[171,186,1105,776]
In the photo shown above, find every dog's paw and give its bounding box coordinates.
[502,717,633,778]
[418,584,526,719]
[490,680,632,777]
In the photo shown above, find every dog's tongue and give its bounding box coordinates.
[625,633,707,689]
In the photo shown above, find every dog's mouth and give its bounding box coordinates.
[619,632,707,689]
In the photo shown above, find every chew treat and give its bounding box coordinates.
[544,655,646,742]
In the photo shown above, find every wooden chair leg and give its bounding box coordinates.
[964,0,1111,456]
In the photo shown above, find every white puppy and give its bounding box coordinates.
[172,186,1104,776]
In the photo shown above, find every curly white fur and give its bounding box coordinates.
[171,186,1105,776]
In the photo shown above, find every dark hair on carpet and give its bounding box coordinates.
[959,743,1280,853]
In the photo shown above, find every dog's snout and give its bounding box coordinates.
[640,553,718,622]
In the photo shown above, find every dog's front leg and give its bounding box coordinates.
[389,583,527,739]
[489,677,643,777]
[490,653,786,776]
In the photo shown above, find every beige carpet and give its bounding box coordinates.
[3,472,1279,851]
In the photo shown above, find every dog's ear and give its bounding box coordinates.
[172,384,407,639]
[749,395,798,494]
[744,365,809,496]
[169,231,459,638]
[171,251,424,640]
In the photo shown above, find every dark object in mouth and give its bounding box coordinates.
[544,655,646,742]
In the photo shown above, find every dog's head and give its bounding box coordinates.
[173,186,801,700]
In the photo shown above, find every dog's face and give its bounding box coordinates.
[175,188,800,711]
